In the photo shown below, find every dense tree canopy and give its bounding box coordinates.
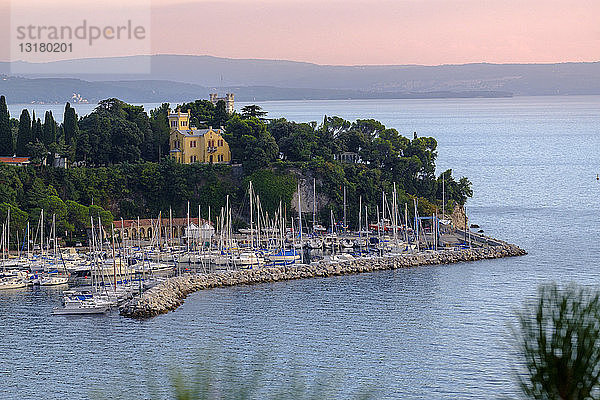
[15,110,32,157]
[0,95,12,156]
[0,95,473,243]
[74,98,168,165]
[241,104,267,120]
[224,115,279,170]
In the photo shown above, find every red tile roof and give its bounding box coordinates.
[114,217,211,229]
[0,157,30,163]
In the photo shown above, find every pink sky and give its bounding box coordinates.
[1,0,599,65]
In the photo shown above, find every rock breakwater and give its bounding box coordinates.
[120,244,526,319]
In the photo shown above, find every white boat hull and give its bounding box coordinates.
[52,304,109,315]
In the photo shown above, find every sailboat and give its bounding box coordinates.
[264,201,300,265]
[0,211,27,289]
[40,214,69,286]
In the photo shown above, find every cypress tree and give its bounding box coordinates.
[0,95,13,155]
[42,111,57,146]
[63,102,79,146]
[33,117,43,142]
[16,109,32,156]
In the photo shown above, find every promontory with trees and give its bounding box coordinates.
[0,94,472,245]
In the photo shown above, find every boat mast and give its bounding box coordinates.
[198,204,201,251]
[434,209,438,250]
[249,181,254,250]
[2,223,5,272]
[90,216,96,291]
[442,176,445,218]
[186,201,190,253]
[343,185,347,231]
[6,207,9,255]
[169,207,173,248]
[52,213,57,267]
[312,178,316,232]
[392,183,398,246]
[298,182,303,263]
[414,198,419,252]
[330,209,335,255]
[120,216,127,283]
[376,205,381,242]
[404,203,409,244]
[256,198,261,251]
[40,209,44,259]
[27,221,30,259]
[97,216,103,253]
[111,222,117,291]
[365,205,369,252]
[358,196,362,234]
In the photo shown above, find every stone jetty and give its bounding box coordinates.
[120,243,526,319]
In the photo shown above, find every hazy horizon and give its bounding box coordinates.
[1,0,599,66]
[3,53,600,68]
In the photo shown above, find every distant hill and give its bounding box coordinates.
[0,75,512,104]
[1,55,599,103]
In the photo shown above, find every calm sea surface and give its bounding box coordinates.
[2,96,600,399]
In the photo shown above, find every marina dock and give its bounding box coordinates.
[120,242,527,319]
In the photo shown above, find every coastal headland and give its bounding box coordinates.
[120,243,527,319]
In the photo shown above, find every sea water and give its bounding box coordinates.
[1,95,600,399]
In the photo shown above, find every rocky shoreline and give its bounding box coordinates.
[120,244,527,319]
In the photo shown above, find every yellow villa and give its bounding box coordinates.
[169,108,231,164]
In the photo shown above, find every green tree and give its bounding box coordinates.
[27,141,47,164]
[268,118,318,162]
[15,109,33,156]
[516,283,600,400]
[32,116,43,144]
[245,169,297,215]
[224,115,278,171]
[0,165,23,204]
[0,203,28,243]
[241,104,267,120]
[436,170,472,206]
[177,100,215,128]
[78,112,112,165]
[353,119,386,139]
[279,123,317,161]
[63,102,78,147]
[212,100,229,128]
[149,103,171,161]
[42,111,57,147]
[110,119,143,163]
[66,200,89,234]
[89,204,113,228]
[76,98,154,164]
[63,103,79,164]
[0,95,12,155]
[42,195,69,232]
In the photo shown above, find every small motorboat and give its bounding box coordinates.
[52,296,110,315]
